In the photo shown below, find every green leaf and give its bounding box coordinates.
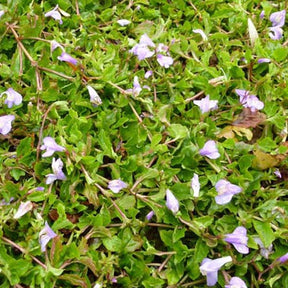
[253,220,275,248]
[167,124,189,139]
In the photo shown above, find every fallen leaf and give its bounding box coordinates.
[217,125,253,140]
[233,108,266,128]
[252,149,279,170]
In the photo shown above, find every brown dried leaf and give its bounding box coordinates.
[233,108,266,128]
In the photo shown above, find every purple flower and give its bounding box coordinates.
[0,10,4,18]
[36,186,45,191]
[87,85,102,105]
[0,88,23,108]
[0,115,15,135]
[274,169,282,178]
[126,76,142,96]
[191,173,200,197]
[130,44,155,60]
[193,95,218,114]
[46,158,66,184]
[57,52,78,65]
[108,179,127,193]
[130,34,155,60]
[270,10,286,27]
[157,54,173,68]
[199,140,220,159]
[225,277,247,288]
[156,43,169,53]
[166,189,179,214]
[39,221,57,252]
[224,226,249,254]
[40,137,65,157]
[14,201,33,219]
[117,19,131,26]
[139,34,156,47]
[258,58,271,63]
[215,179,242,205]
[146,211,154,221]
[269,26,284,40]
[44,5,63,24]
[144,70,153,79]
[200,256,232,286]
[0,197,14,206]
[254,237,273,259]
[235,89,264,112]
[260,11,265,19]
[277,252,288,263]
[193,29,208,41]
[51,40,65,52]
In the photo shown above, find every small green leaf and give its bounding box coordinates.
[253,220,275,248]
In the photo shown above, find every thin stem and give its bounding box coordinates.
[38,66,74,81]
[2,236,47,269]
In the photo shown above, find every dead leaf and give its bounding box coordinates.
[233,108,266,128]
[252,149,279,170]
[217,125,253,140]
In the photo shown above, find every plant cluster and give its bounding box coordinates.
[0,1,288,287]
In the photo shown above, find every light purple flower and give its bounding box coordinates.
[144,70,153,79]
[274,169,282,178]
[51,40,65,52]
[14,201,33,219]
[143,85,151,91]
[156,43,169,53]
[254,237,273,259]
[36,186,45,191]
[117,19,131,26]
[41,137,65,157]
[225,226,249,254]
[57,52,78,65]
[44,5,63,24]
[46,158,66,184]
[191,173,200,197]
[157,54,173,68]
[0,88,23,108]
[215,179,242,205]
[166,189,179,214]
[39,221,57,252]
[130,34,155,60]
[277,252,288,263]
[146,211,154,221]
[130,44,155,60]
[269,26,284,40]
[0,197,14,206]
[0,10,4,18]
[0,115,15,135]
[258,58,271,63]
[139,34,155,47]
[108,179,127,193]
[270,10,286,27]
[199,140,220,159]
[193,29,208,41]
[193,95,218,114]
[126,76,142,96]
[235,89,264,112]
[225,277,247,288]
[200,256,232,286]
[260,11,265,19]
[87,85,102,105]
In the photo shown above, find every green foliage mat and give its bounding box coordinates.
[0,1,288,287]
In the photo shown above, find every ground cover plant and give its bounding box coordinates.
[0,0,288,287]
